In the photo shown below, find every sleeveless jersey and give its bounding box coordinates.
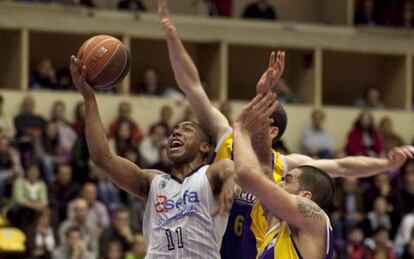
[143,165,228,259]
[212,129,287,259]
[257,214,334,259]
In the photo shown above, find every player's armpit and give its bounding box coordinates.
[97,155,161,200]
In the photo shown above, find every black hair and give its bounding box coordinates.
[354,110,375,131]
[270,103,287,141]
[296,165,335,209]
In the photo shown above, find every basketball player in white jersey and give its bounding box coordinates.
[69,57,236,259]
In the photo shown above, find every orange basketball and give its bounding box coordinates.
[77,35,130,90]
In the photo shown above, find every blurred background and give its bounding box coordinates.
[0,0,413,258]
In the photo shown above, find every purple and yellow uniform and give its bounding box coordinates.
[257,215,334,259]
[212,129,287,259]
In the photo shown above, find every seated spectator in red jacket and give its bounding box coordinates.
[212,0,233,16]
[109,101,143,144]
[345,111,383,157]
[346,226,370,259]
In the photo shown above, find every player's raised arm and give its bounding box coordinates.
[157,0,230,140]
[70,56,159,200]
[285,145,414,178]
[233,96,325,233]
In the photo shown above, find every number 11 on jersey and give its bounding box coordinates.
[165,227,184,250]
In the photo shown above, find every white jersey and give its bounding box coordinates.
[143,165,228,259]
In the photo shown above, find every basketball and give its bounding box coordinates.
[77,35,130,90]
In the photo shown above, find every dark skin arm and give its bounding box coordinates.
[206,159,236,216]
[70,56,159,200]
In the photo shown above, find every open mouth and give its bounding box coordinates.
[169,139,184,151]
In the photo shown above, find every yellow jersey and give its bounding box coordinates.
[257,218,334,259]
[213,129,287,259]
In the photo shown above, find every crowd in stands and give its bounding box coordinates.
[0,88,413,258]
[354,0,414,28]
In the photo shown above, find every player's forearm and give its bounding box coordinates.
[233,125,263,189]
[308,156,389,178]
[251,129,273,173]
[165,31,201,91]
[84,96,113,167]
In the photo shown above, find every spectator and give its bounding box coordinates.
[100,207,135,257]
[365,227,396,259]
[152,146,172,173]
[402,0,414,28]
[150,105,173,137]
[58,198,99,258]
[333,178,365,240]
[219,101,233,126]
[97,174,121,209]
[49,164,80,226]
[394,211,414,256]
[354,87,384,109]
[402,237,414,259]
[345,111,383,157]
[273,78,299,104]
[211,0,233,16]
[34,121,66,184]
[14,95,46,167]
[242,0,277,20]
[133,67,164,96]
[378,116,404,153]
[26,209,56,259]
[346,226,370,259]
[103,240,124,259]
[125,235,146,259]
[10,164,48,230]
[0,95,15,139]
[364,197,393,237]
[109,101,143,144]
[364,173,392,212]
[53,226,94,259]
[68,182,110,231]
[50,100,77,157]
[0,136,22,204]
[56,68,73,91]
[300,109,335,159]
[73,101,86,137]
[109,120,140,158]
[138,124,167,167]
[29,59,57,90]
[392,160,414,220]
[118,0,146,11]
[355,0,378,25]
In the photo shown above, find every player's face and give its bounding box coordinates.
[278,170,301,195]
[167,121,204,163]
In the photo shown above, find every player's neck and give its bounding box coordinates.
[171,158,204,181]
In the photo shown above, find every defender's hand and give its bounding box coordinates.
[256,51,285,94]
[158,0,176,35]
[235,93,277,135]
[387,145,414,171]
